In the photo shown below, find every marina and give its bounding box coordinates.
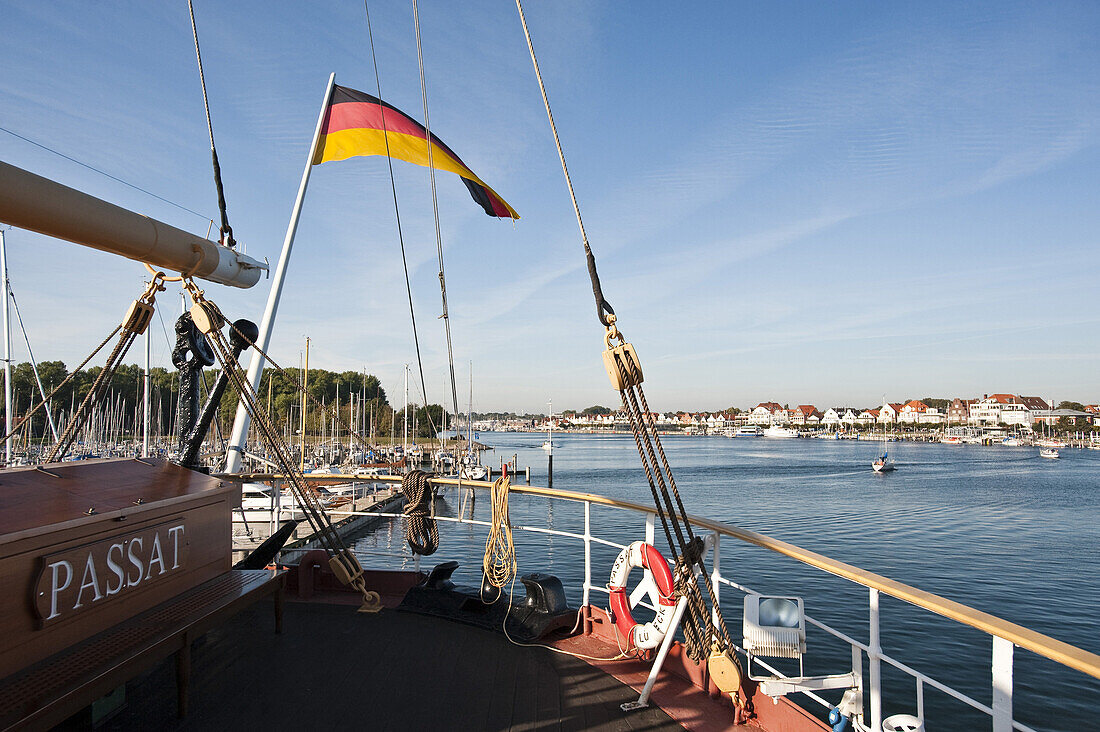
[0,2,1097,732]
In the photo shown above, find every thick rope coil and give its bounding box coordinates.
[483,476,516,592]
[401,469,439,555]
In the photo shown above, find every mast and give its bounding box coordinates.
[468,362,473,459]
[403,364,408,450]
[0,230,10,465]
[224,72,336,473]
[547,398,553,489]
[300,336,309,470]
[142,304,150,458]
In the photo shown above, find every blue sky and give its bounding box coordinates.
[1,1,1098,413]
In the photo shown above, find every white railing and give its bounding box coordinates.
[266,477,1099,732]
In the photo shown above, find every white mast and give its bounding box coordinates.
[142,312,150,457]
[224,73,336,473]
[403,364,408,450]
[1,230,10,465]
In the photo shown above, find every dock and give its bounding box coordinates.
[231,483,404,563]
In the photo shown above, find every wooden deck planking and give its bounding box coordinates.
[91,601,684,731]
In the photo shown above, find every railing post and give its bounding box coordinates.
[710,532,721,626]
[645,513,654,545]
[582,500,592,608]
[992,636,1014,732]
[869,588,882,732]
[851,645,864,726]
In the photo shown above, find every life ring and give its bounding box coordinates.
[608,541,676,650]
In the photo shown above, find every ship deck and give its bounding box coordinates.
[91,599,734,731]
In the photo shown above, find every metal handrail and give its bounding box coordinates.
[247,470,1100,684]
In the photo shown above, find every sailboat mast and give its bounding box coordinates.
[403,364,408,450]
[0,230,11,465]
[143,306,150,458]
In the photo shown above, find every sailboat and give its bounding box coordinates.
[872,409,896,473]
[542,398,557,451]
[1037,398,1063,457]
[460,364,488,481]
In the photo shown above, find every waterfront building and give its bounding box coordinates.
[968,394,1048,427]
[898,400,929,423]
[917,409,945,425]
[821,408,841,427]
[858,409,878,425]
[878,403,903,423]
[789,405,819,426]
[750,403,782,425]
[948,398,975,425]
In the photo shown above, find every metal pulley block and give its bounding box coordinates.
[603,341,643,391]
[121,299,155,335]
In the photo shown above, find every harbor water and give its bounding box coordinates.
[349,432,1100,731]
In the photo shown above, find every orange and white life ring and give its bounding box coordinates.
[608,541,676,650]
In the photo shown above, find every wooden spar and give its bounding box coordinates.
[0,161,264,289]
[224,72,336,474]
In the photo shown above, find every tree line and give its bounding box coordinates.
[4,360,452,442]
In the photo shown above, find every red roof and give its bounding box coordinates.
[903,400,928,411]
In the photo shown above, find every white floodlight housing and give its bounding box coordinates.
[741,594,857,702]
[743,595,806,659]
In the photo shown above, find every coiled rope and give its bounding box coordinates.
[482,476,517,592]
[401,469,439,555]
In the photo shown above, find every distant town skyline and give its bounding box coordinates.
[1,2,1098,413]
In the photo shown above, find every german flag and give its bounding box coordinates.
[312,85,518,219]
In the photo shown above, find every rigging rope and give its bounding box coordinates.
[44,276,166,462]
[400,469,439,555]
[412,0,463,430]
[0,126,213,224]
[362,0,440,445]
[8,286,59,441]
[0,322,123,448]
[187,0,235,248]
[514,0,614,328]
[515,0,740,674]
[182,281,381,612]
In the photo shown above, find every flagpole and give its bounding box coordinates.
[224,72,335,473]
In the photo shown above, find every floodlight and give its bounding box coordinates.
[743,594,806,659]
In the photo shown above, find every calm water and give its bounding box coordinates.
[350,432,1099,731]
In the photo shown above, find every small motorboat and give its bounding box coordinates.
[1040,448,1060,459]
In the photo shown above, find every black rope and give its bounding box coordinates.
[210,148,234,247]
[585,247,614,327]
[401,469,439,555]
[188,0,235,248]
